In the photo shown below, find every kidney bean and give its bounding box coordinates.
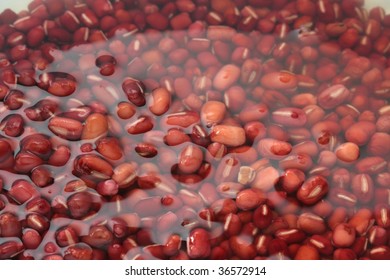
[271,107,307,127]
[367,226,387,246]
[148,87,171,116]
[294,245,319,260]
[187,228,210,259]
[332,223,356,248]
[267,238,289,259]
[261,72,298,90]
[0,213,22,238]
[64,244,93,260]
[334,142,360,162]
[332,248,357,260]
[306,235,334,256]
[210,125,246,147]
[121,78,146,107]
[297,212,327,235]
[318,84,350,109]
[345,121,376,146]
[355,156,387,175]
[376,115,390,133]
[367,132,390,156]
[82,225,113,248]
[279,153,313,172]
[277,169,305,193]
[127,116,154,135]
[0,241,24,259]
[213,64,240,91]
[81,113,108,140]
[351,174,374,204]
[257,138,292,160]
[238,103,268,123]
[251,166,280,192]
[48,145,70,167]
[48,117,83,141]
[200,101,226,127]
[253,204,273,230]
[165,111,200,128]
[297,176,328,205]
[178,145,204,174]
[66,192,93,219]
[0,114,24,137]
[55,226,79,248]
[229,235,256,259]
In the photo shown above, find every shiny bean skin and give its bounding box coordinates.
[178,145,204,174]
[297,176,329,205]
[257,138,292,160]
[272,107,307,127]
[149,87,171,116]
[210,125,246,147]
[48,117,83,140]
[1,0,390,261]
[201,101,226,126]
[318,84,350,109]
[187,228,211,259]
[260,72,298,90]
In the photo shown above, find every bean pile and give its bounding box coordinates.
[0,0,390,260]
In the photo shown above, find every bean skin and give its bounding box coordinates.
[210,125,246,147]
[335,142,360,162]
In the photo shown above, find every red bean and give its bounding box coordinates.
[82,113,108,140]
[294,245,319,260]
[297,213,327,234]
[178,145,204,174]
[122,78,146,107]
[0,213,22,237]
[351,174,374,204]
[187,228,211,259]
[369,246,390,260]
[48,117,83,141]
[335,142,360,162]
[297,176,329,205]
[210,125,246,147]
[318,84,350,109]
[213,64,240,90]
[332,223,356,248]
[229,235,256,259]
[257,138,292,160]
[201,101,226,126]
[253,204,273,230]
[238,103,268,123]
[0,241,24,259]
[55,226,79,247]
[367,132,390,156]
[261,71,298,90]
[8,179,39,204]
[67,192,93,219]
[149,87,171,116]
[345,121,376,146]
[307,235,334,256]
[272,107,307,127]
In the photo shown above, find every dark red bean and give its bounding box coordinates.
[122,78,146,106]
[187,228,211,259]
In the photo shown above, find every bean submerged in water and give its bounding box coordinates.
[0,0,388,260]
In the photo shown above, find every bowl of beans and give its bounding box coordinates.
[0,0,389,260]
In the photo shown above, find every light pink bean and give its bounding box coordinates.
[213,64,240,91]
[272,107,307,127]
